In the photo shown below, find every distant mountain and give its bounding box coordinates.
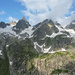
[0,22,10,28]
[8,21,17,25]
[65,20,75,39]
[65,20,75,30]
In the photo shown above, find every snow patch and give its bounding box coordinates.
[65,29,75,39]
[41,32,64,40]
[49,50,56,53]
[61,48,66,51]
[6,45,9,47]
[34,42,44,51]
[55,25,64,31]
[50,32,63,38]
[10,61,13,65]
[34,42,67,53]
[0,50,2,55]
[10,24,16,26]
[49,48,66,53]
[20,26,34,38]
[34,42,52,53]
[46,32,63,38]
[0,26,16,36]
[43,46,51,53]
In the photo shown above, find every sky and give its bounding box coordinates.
[0,0,75,27]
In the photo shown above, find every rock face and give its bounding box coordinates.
[33,19,59,40]
[8,21,17,25]
[32,19,72,53]
[0,22,10,28]
[13,17,31,33]
[0,17,75,75]
[65,20,75,30]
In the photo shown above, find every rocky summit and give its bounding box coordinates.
[0,22,10,28]
[13,17,31,34]
[0,17,75,75]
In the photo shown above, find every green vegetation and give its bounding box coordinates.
[8,39,39,59]
[28,60,35,71]
[0,38,74,75]
[52,51,70,56]
[0,46,10,75]
[70,53,75,59]
[7,38,39,75]
[51,69,69,75]
[40,53,50,59]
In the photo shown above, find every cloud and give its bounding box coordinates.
[59,13,75,27]
[17,0,75,26]
[0,11,5,15]
[7,16,18,22]
[71,11,75,15]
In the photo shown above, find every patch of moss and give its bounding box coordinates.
[51,69,62,75]
[51,69,69,75]
[70,53,75,59]
[40,53,50,59]
[28,60,35,71]
[50,51,70,58]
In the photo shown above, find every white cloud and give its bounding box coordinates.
[71,11,75,15]
[7,16,18,22]
[0,11,5,15]
[59,13,75,27]
[17,0,75,26]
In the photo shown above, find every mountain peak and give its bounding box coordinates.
[65,20,75,29]
[0,21,10,28]
[22,16,27,21]
[55,21,60,25]
[13,17,31,34]
[8,21,17,25]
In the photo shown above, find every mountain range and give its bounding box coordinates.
[0,17,75,75]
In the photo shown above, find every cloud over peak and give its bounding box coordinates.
[17,0,75,26]
[6,16,18,22]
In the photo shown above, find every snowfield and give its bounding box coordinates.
[65,29,75,39]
